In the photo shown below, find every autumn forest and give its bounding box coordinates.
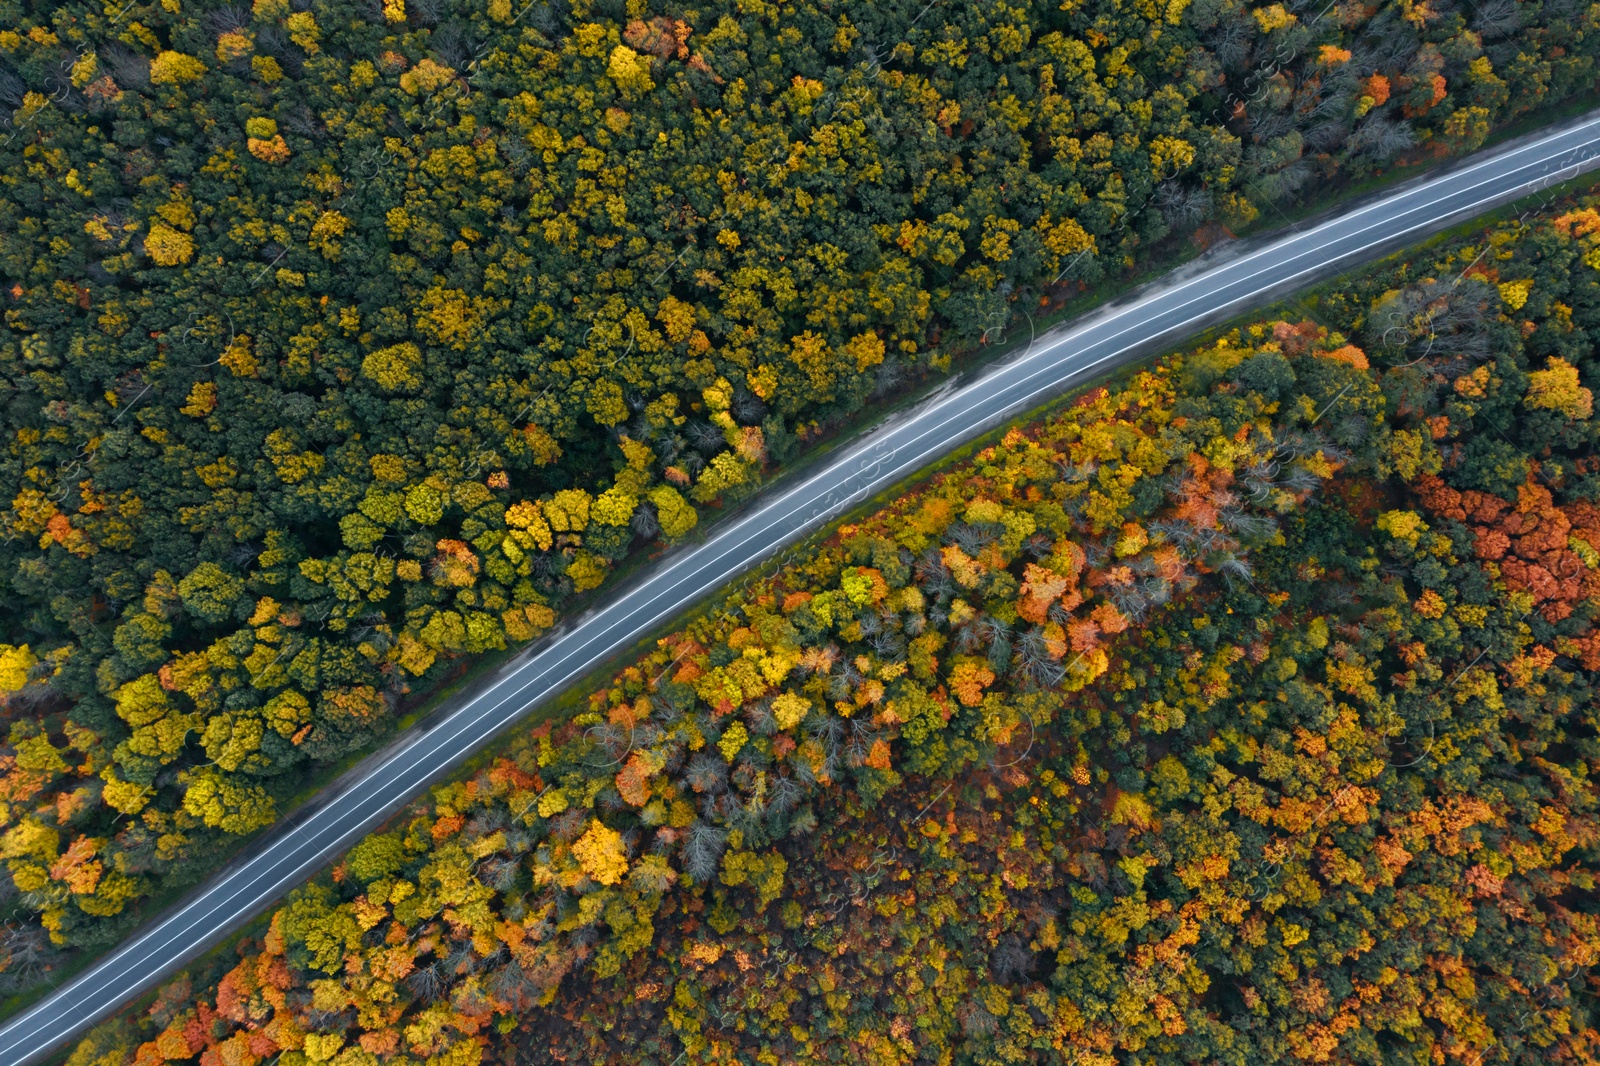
[1,0,1599,1062]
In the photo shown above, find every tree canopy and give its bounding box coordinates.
[50,189,1600,1066]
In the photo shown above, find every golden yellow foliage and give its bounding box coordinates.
[607,45,655,97]
[0,643,38,693]
[1526,356,1593,419]
[572,821,629,885]
[144,223,193,266]
[361,342,424,393]
[150,51,206,84]
[399,58,455,95]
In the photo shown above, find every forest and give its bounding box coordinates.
[43,190,1600,1065]
[1,0,1597,963]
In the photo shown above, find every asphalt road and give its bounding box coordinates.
[6,109,1600,1064]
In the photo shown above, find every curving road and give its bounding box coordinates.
[6,110,1600,1064]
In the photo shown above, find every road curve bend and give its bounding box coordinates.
[4,109,1600,1065]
